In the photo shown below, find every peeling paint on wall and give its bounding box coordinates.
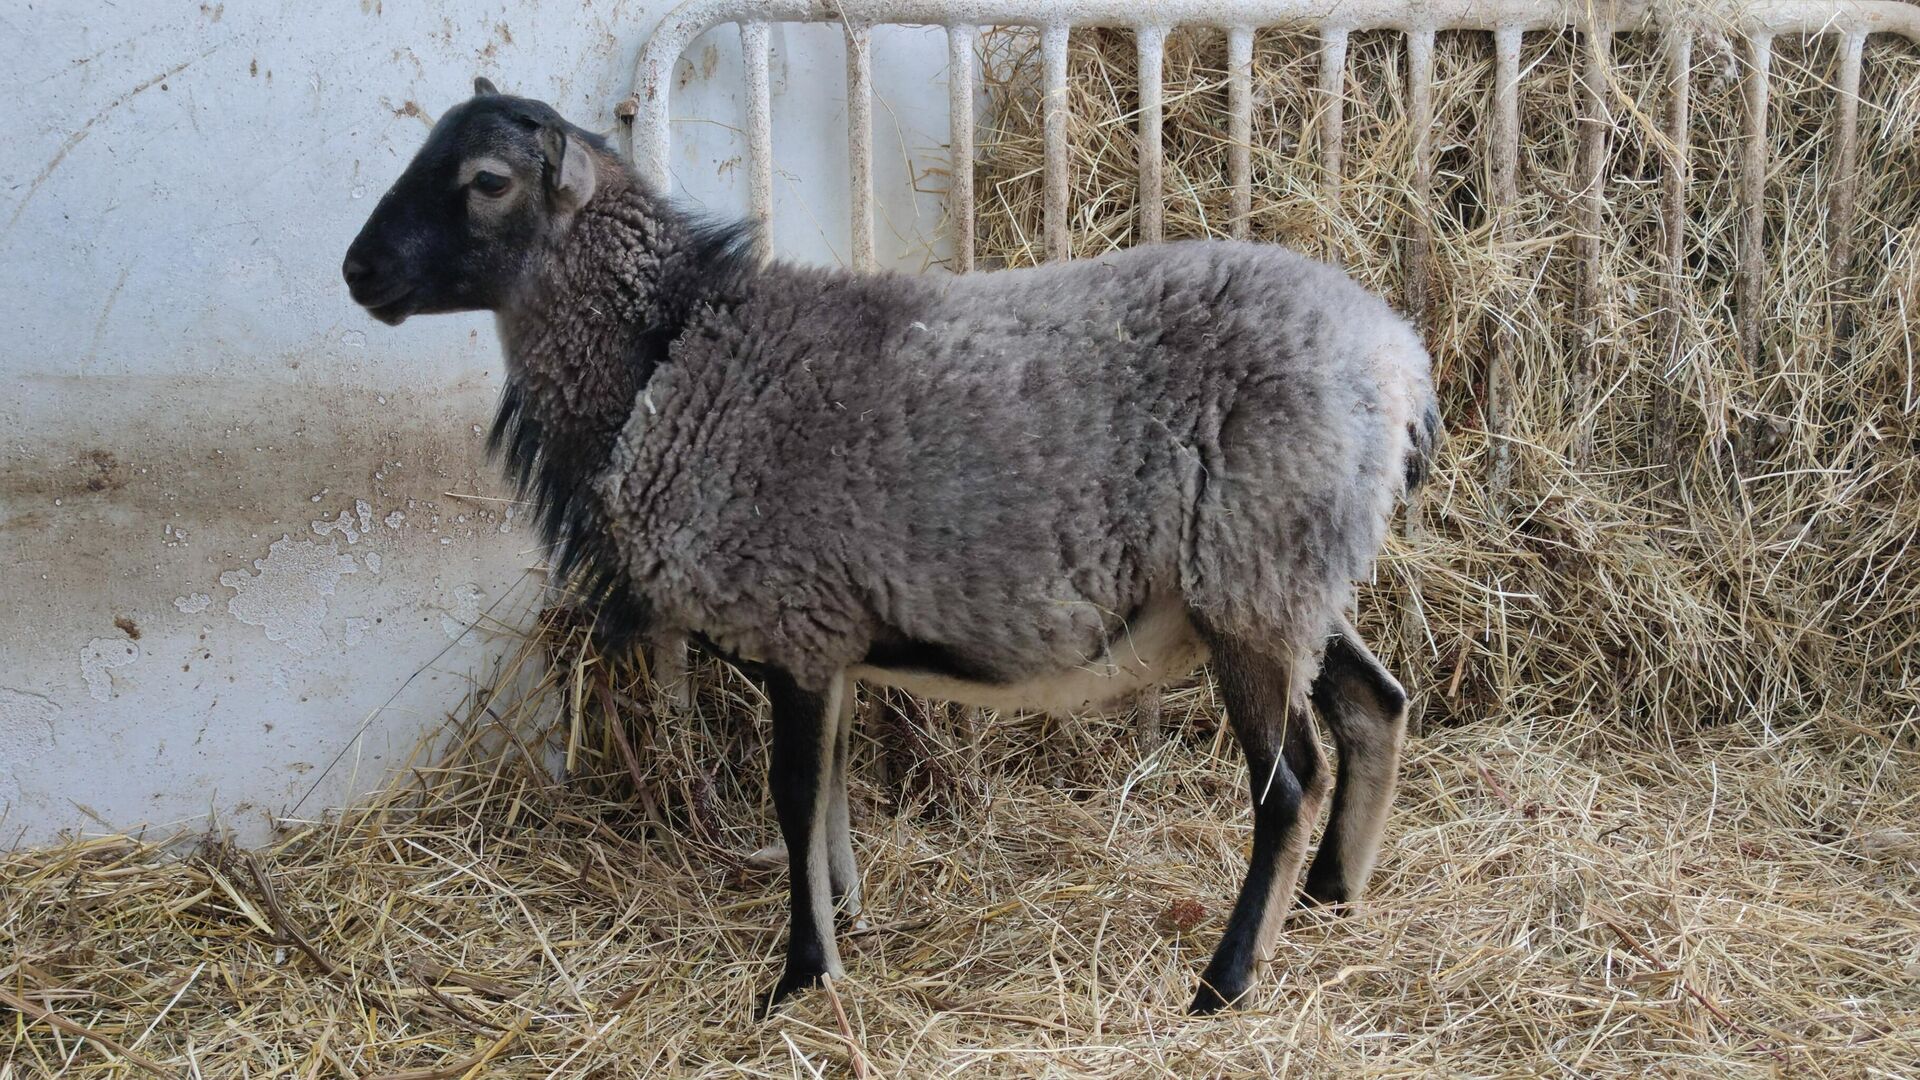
[174,593,213,614]
[313,509,360,544]
[218,535,358,655]
[440,581,484,641]
[79,637,140,702]
[0,688,60,801]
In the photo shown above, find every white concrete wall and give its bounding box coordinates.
[0,0,956,846]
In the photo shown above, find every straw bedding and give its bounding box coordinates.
[6,19,1920,1078]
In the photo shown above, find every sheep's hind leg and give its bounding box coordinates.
[1300,618,1407,908]
[760,668,847,1015]
[1190,629,1329,1014]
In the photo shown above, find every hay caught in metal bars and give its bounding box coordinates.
[6,18,1920,1078]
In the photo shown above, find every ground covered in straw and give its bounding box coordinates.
[9,16,1920,1079]
[4,630,1919,1077]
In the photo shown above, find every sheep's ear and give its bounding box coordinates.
[541,127,597,209]
[473,76,500,96]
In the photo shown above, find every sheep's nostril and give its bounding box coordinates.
[342,255,374,288]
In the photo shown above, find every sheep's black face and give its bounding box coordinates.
[343,80,599,325]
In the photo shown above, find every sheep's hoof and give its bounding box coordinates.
[832,874,863,917]
[1298,872,1353,912]
[743,842,789,870]
[1188,978,1245,1015]
[757,968,822,1019]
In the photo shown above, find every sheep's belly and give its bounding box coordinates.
[850,596,1207,715]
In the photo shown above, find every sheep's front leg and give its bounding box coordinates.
[761,668,846,1014]
[826,677,860,916]
[742,677,860,915]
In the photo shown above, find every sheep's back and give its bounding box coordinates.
[610,241,1428,689]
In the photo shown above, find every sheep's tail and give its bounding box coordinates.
[1404,392,1443,493]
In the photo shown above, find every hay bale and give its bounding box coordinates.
[972,25,1920,746]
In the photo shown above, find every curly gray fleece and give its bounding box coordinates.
[515,177,1441,696]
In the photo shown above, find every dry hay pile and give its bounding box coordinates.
[4,618,1919,1077]
[972,23,1920,744]
[8,19,1920,1079]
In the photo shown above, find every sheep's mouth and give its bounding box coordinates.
[361,288,416,325]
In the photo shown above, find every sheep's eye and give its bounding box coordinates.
[472,171,511,197]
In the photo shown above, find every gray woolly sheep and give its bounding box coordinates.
[344,79,1440,1016]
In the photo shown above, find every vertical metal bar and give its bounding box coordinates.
[1657,25,1692,472]
[1492,27,1521,210]
[1399,27,1437,695]
[1133,684,1165,750]
[1739,31,1773,371]
[948,23,977,272]
[956,703,987,781]
[1661,27,1691,347]
[1319,27,1349,205]
[1827,31,1865,282]
[633,39,679,192]
[1576,20,1611,332]
[846,24,875,271]
[741,21,773,256]
[1406,27,1435,329]
[1572,19,1611,463]
[654,635,691,710]
[1228,26,1254,241]
[1043,23,1071,261]
[1137,25,1168,244]
[1487,25,1521,495]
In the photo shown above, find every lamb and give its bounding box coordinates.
[343,79,1441,1015]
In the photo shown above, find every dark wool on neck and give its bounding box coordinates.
[488,181,758,645]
